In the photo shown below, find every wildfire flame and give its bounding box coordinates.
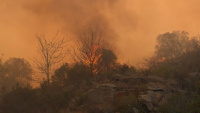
[85,45,102,75]
[159,57,166,62]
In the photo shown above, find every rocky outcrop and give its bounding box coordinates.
[82,83,116,113]
[112,74,175,113]
[139,85,165,112]
[69,74,176,113]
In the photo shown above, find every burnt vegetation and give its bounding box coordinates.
[1,30,200,113]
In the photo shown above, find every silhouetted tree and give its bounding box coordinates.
[155,31,189,60]
[0,58,32,91]
[34,33,68,85]
[52,63,90,88]
[51,63,69,87]
[98,49,117,72]
[186,37,200,52]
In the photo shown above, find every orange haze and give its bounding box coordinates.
[1,0,200,65]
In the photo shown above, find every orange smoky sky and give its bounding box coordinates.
[1,0,200,65]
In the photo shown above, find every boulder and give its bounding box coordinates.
[139,85,166,112]
[83,83,116,113]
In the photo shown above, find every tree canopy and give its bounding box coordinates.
[0,58,32,91]
[155,31,189,60]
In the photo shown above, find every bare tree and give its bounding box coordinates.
[75,27,104,76]
[34,33,68,85]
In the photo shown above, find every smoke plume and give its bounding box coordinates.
[1,0,200,65]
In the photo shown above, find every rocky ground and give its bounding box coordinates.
[64,74,180,113]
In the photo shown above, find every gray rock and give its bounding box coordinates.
[139,85,166,112]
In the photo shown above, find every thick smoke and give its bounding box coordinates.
[23,0,136,41]
[1,0,200,65]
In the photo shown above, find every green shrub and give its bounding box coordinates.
[0,86,38,113]
[114,95,147,113]
[158,93,200,113]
